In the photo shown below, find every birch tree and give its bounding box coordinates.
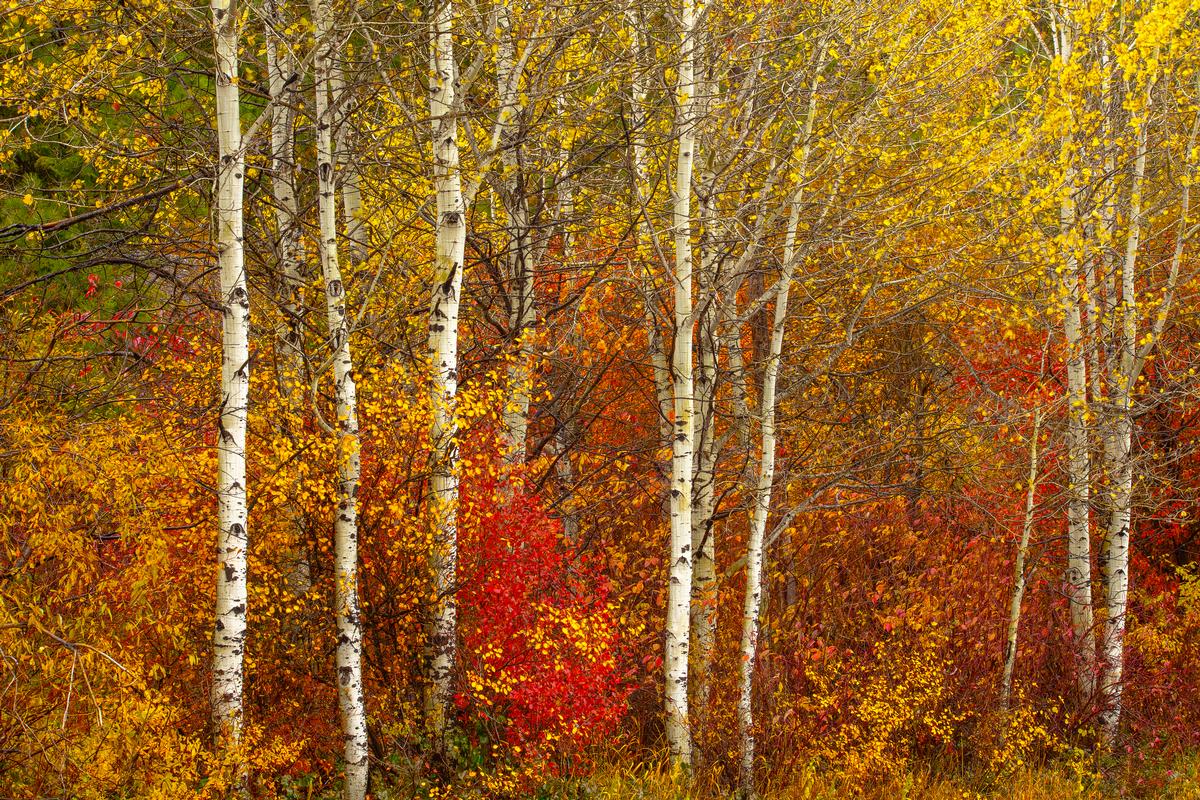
[1001,409,1042,714]
[264,0,312,597]
[625,3,676,454]
[426,0,467,741]
[209,0,250,761]
[1048,12,1098,705]
[663,0,702,767]
[265,0,305,388]
[737,118,816,797]
[1095,62,1197,747]
[311,0,369,791]
[495,0,536,463]
[688,28,720,723]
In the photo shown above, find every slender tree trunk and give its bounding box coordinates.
[737,70,819,793]
[426,0,466,742]
[1050,8,1097,710]
[739,197,799,799]
[265,0,305,388]
[496,0,536,464]
[625,6,675,452]
[1096,91,1197,746]
[1098,94,1150,746]
[1001,410,1041,714]
[553,89,581,541]
[1058,163,1098,706]
[328,57,367,264]
[311,0,369,793]
[210,0,249,768]
[265,0,312,597]
[664,0,701,768]
[690,140,719,728]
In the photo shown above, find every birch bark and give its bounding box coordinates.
[265,0,312,597]
[311,0,369,792]
[210,0,250,762]
[496,0,536,463]
[265,0,305,389]
[1096,109,1146,747]
[738,78,819,793]
[689,37,719,723]
[1051,17,1097,702]
[426,0,466,742]
[326,38,367,265]
[737,193,806,798]
[664,0,702,767]
[1096,72,1188,745]
[1058,164,1098,705]
[1001,410,1041,714]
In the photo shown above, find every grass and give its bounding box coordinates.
[518,755,1200,800]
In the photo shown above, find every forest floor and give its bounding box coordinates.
[357,752,1200,799]
[559,762,1200,799]
[532,763,1200,799]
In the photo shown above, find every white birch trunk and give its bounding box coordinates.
[496,0,536,464]
[1058,162,1098,705]
[327,58,367,265]
[210,0,249,761]
[625,7,675,451]
[1049,11,1097,707]
[265,0,305,386]
[265,0,312,597]
[1096,88,1195,747]
[311,0,369,792]
[737,71,820,791]
[664,0,701,767]
[738,197,799,798]
[1098,93,1150,746]
[690,144,718,725]
[1001,410,1041,714]
[552,90,581,541]
[426,0,466,741]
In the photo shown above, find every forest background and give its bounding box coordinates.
[6,0,1200,797]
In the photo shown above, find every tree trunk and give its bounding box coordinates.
[1098,94,1149,746]
[210,0,249,769]
[265,0,305,392]
[1058,163,1098,707]
[739,197,798,798]
[1050,7,1097,711]
[1001,410,1041,714]
[328,59,367,265]
[265,0,312,598]
[496,0,536,464]
[690,141,719,730]
[426,0,466,743]
[737,68,819,794]
[311,0,370,793]
[664,0,700,767]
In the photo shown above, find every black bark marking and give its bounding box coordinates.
[439,263,458,295]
